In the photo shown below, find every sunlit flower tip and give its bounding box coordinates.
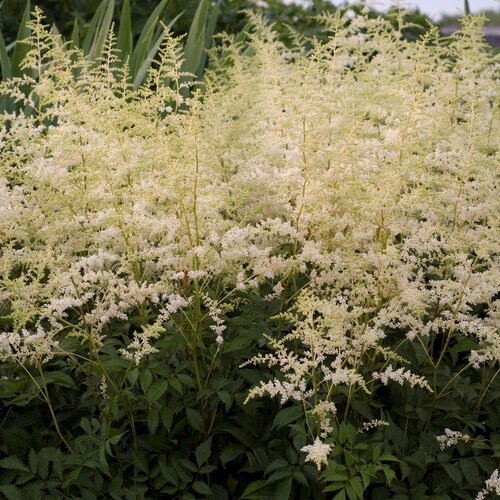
[301,438,333,470]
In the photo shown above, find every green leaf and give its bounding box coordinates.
[220,443,245,467]
[130,0,169,84]
[275,477,293,500]
[0,30,12,81]
[192,481,212,495]
[116,0,132,62]
[139,369,153,394]
[148,407,160,433]
[442,462,463,486]
[265,459,289,475]
[460,458,479,487]
[160,406,175,433]
[82,0,115,61]
[338,422,356,446]
[346,477,364,499]
[195,436,212,467]
[182,0,208,78]
[10,0,31,78]
[37,448,50,480]
[186,408,205,433]
[0,485,23,500]
[272,404,303,429]
[42,370,77,389]
[126,367,139,386]
[146,379,169,404]
[70,18,80,47]
[28,448,37,473]
[333,490,347,500]
[323,463,349,483]
[217,390,232,409]
[241,480,269,498]
[0,456,30,473]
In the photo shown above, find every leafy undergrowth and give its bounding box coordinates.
[0,6,498,499]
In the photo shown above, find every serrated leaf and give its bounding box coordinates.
[139,369,153,394]
[127,367,139,386]
[37,448,50,480]
[28,448,37,473]
[460,458,479,486]
[241,480,269,498]
[275,477,293,500]
[192,481,212,495]
[346,477,364,499]
[160,406,175,433]
[265,458,289,475]
[442,462,463,486]
[186,408,205,433]
[148,407,160,433]
[220,443,245,467]
[333,489,347,500]
[146,379,169,404]
[42,370,77,389]
[195,436,212,467]
[0,456,30,473]
[0,484,23,500]
[272,404,303,429]
[338,422,356,446]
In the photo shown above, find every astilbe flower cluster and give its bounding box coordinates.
[0,6,498,475]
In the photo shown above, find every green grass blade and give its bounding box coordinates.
[117,0,132,63]
[200,0,220,76]
[82,0,114,60]
[87,0,115,61]
[130,0,169,78]
[133,30,166,90]
[82,0,107,54]
[10,0,31,78]
[0,30,12,81]
[182,0,210,77]
[132,11,182,90]
[70,18,80,47]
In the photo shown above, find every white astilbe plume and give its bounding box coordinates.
[476,469,500,500]
[435,428,471,450]
[0,7,497,461]
[301,438,334,470]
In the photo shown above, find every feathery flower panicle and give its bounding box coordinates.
[301,438,334,470]
[373,366,432,391]
[476,469,500,500]
[435,428,471,450]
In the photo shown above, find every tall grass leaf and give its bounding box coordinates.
[200,0,220,76]
[82,0,107,54]
[117,0,132,63]
[70,18,80,47]
[0,31,12,81]
[130,0,169,80]
[88,0,115,61]
[182,0,209,77]
[131,10,182,89]
[132,28,165,89]
[10,0,31,78]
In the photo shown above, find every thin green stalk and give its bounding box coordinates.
[38,364,74,453]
